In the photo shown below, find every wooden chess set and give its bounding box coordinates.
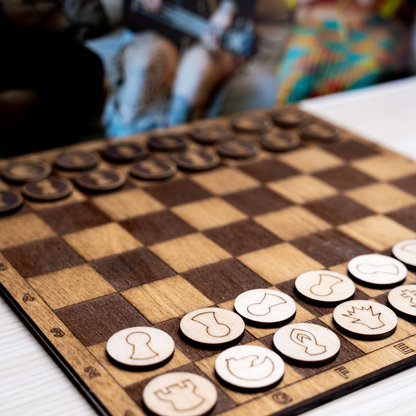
[1,107,416,416]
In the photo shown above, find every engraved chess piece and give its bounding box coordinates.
[388,284,416,320]
[191,311,231,337]
[88,171,113,186]
[357,263,399,275]
[310,274,342,296]
[35,180,57,196]
[290,328,327,355]
[226,355,274,380]
[247,293,287,316]
[392,239,416,268]
[155,379,204,411]
[126,332,158,360]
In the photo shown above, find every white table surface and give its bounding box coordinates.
[2,77,416,416]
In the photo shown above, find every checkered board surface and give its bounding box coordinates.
[1,108,416,416]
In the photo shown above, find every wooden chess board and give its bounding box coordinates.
[1,107,416,416]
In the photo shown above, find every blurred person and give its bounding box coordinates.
[0,0,107,157]
[276,0,414,103]
[91,0,256,136]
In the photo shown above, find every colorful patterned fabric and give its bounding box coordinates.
[276,17,411,103]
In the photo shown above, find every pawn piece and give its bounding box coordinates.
[259,129,301,152]
[148,134,188,152]
[0,190,23,214]
[295,270,355,305]
[234,289,296,326]
[217,139,259,159]
[131,159,177,180]
[190,124,234,144]
[3,160,51,182]
[175,150,220,171]
[333,300,397,340]
[103,142,148,162]
[215,345,285,390]
[300,123,339,142]
[271,108,310,129]
[143,372,217,416]
[55,151,99,171]
[107,327,175,369]
[22,177,73,201]
[76,169,126,191]
[348,254,407,288]
[388,284,416,320]
[392,239,416,268]
[232,114,273,134]
[273,323,340,366]
[180,307,245,347]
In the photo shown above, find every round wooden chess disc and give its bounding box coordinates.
[55,151,99,171]
[215,345,285,390]
[333,300,397,340]
[0,190,23,213]
[103,142,148,162]
[259,129,301,152]
[3,160,51,182]
[190,124,233,144]
[130,158,177,180]
[271,108,310,129]
[180,307,245,347]
[143,372,217,416]
[217,139,259,159]
[76,169,126,191]
[22,177,73,201]
[348,254,407,288]
[388,284,416,320]
[295,270,356,305]
[106,327,175,368]
[392,239,416,268]
[148,134,188,152]
[175,150,220,171]
[300,123,339,142]
[232,114,273,134]
[234,289,296,326]
[273,323,340,366]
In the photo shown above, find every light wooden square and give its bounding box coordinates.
[255,206,331,241]
[238,243,323,284]
[150,233,231,273]
[191,167,260,195]
[29,264,115,309]
[63,223,142,261]
[88,341,191,387]
[278,148,343,173]
[346,183,416,214]
[25,189,86,211]
[0,213,56,249]
[172,197,246,231]
[352,154,416,181]
[93,188,164,221]
[268,174,337,204]
[338,215,416,251]
[121,275,212,323]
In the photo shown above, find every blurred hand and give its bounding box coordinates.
[132,0,163,13]
[201,0,236,54]
[2,0,58,27]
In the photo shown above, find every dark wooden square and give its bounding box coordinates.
[223,187,292,217]
[144,178,211,207]
[314,166,376,191]
[55,293,150,346]
[38,202,111,234]
[324,140,379,160]
[89,248,175,291]
[124,363,235,415]
[120,210,195,246]
[204,220,281,256]
[388,205,416,232]
[304,195,374,226]
[259,319,365,379]
[239,159,299,183]
[182,258,269,304]
[291,229,372,268]
[2,236,84,278]
[391,174,416,197]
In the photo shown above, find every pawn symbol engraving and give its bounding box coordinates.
[126,332,158,360]
[36,180,57,195]
[139,160,164,174]
[310,274,343,297]
[192,311,231,337]
[88,172,112,186]
[247,293,287,316]
[357,263,399,276]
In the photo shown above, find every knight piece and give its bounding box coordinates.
[388,284,416,320]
